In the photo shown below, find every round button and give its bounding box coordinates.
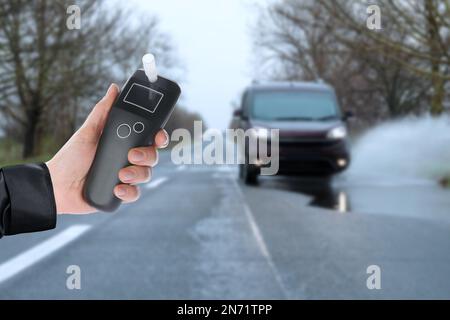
[117,123,131,139]
[133,122,145,134]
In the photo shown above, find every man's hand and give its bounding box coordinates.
[46,84,169,214]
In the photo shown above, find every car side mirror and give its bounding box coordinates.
[343,111,354,121]
[233,109,242,117]
[233,109,248,121]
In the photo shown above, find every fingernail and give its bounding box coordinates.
[123,170,136,181]
[116,186,127,197]
[131,150,145,162]
[153,151,159,166]
[161,131,170,148]
[106,83,118,95]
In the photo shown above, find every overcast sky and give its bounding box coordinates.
[127,0,266,129]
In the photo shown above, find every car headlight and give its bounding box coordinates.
[252,127,269,139]
[327,126,347,139]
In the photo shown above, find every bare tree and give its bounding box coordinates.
[318,0,450,115]
[253,0,435,127]
[0,0,178,158]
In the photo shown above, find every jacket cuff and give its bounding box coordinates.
[2,163,57,235]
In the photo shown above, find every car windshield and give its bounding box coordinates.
[251,90,339,121]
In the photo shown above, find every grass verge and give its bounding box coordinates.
[0,138,55,167]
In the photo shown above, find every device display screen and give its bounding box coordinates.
[123,83,164,113]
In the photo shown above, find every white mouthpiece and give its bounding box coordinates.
[142,53,158,83]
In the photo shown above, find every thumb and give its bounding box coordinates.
[83,83,119,135]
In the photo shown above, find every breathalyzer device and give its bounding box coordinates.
[83,54,181,211]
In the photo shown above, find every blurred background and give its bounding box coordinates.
[0,0,450,299]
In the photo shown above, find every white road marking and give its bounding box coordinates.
[215,165,235,172]
[176,165,186,171]
[231,177,289,299]
[0,225,91,284]
[145,177,168,189]
[180,165,238,173]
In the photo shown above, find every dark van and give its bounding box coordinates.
[232,82,352,184]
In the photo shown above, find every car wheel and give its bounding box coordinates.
[243,163,258,185]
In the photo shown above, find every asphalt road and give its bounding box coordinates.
[1,151,450,299]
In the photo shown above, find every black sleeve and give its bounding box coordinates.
[0,163,57,237]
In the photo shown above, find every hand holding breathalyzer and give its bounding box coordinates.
[46,54,181,214]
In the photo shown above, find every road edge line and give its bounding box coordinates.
[231,177,290,299]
